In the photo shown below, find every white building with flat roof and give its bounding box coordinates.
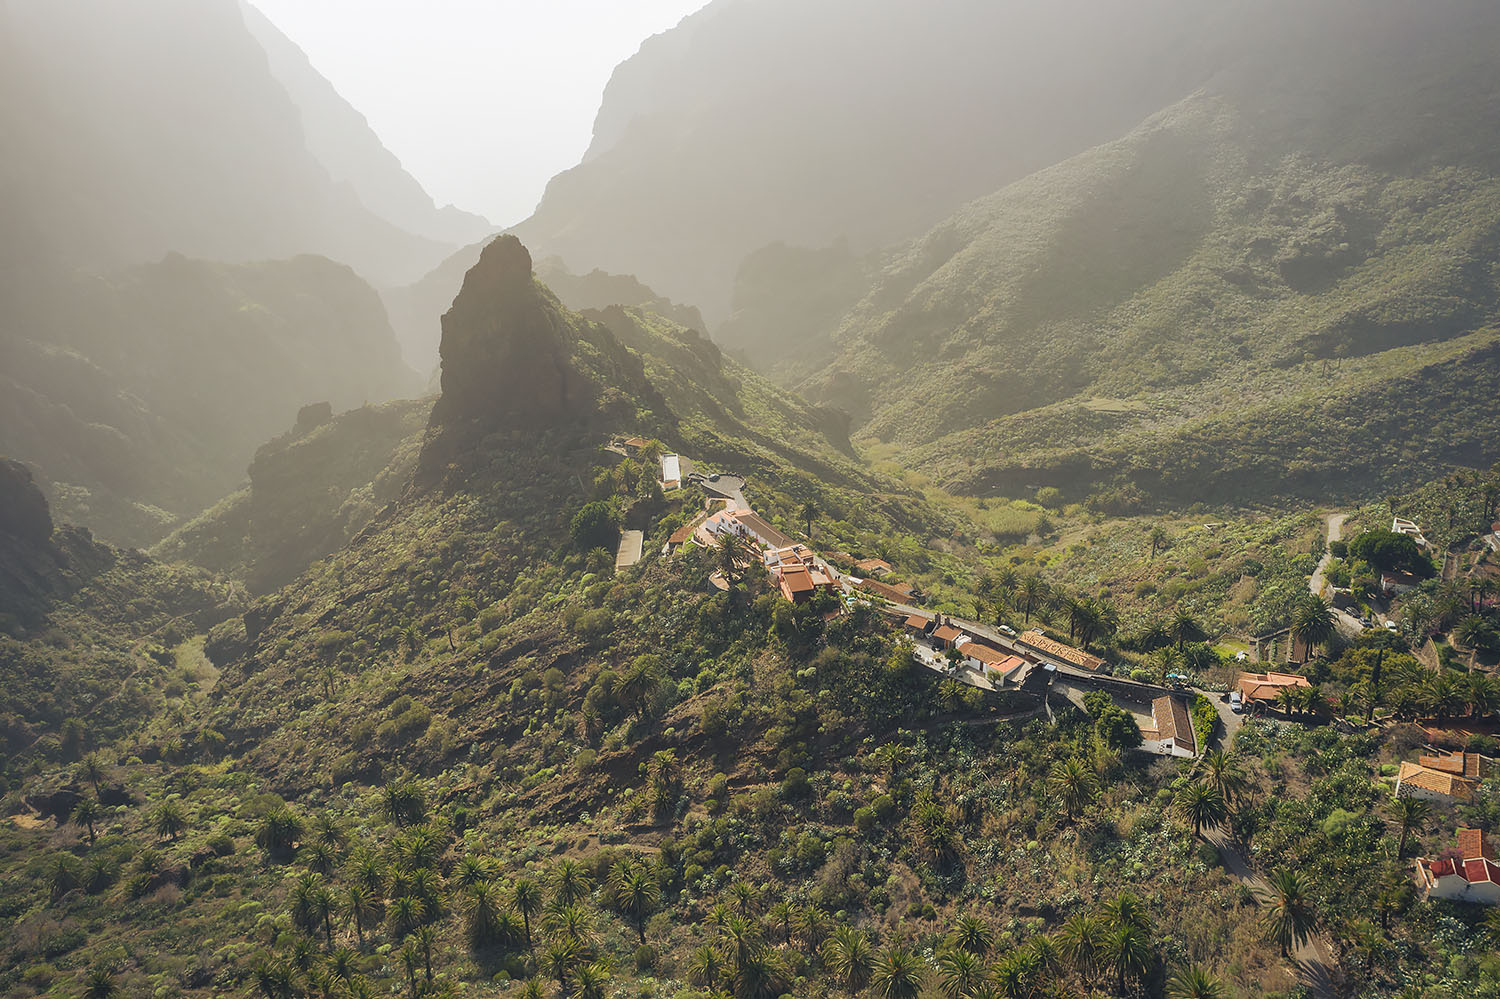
[660,454,682,491]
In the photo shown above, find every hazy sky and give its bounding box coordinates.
[250,0,710,227]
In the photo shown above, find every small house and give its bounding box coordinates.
[1417,829,1500,905]
[1145,696,1198,758]
[1395,759,1478,804]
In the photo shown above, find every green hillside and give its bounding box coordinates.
[805,89,1500,506]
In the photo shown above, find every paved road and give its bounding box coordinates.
[698,474,749,511]
[1310,513,1365,639]
[615,530,644,568]
[1203,825,1338,998]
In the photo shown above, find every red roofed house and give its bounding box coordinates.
[1237,671,1312,705]
[904,614,934,639]
[1418,829,1500,905]
[958,642,1028,684]
[931,623,965,651]
[762,544,838,604]
[1143,696,1198,759]
[854,558,894,577]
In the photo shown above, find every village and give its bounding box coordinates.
[611,435,1500,910]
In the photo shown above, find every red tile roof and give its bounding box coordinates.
[904,614,931,630]
[1421,751,1487,779]
[962,643,1012,666]
[668,524,695,545]
[854,558,893,574]
[1398,760,1477,800]
[932,625,963,644]
[1237,671,1312,702]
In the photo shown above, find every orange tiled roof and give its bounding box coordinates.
[904,614,931,630]
[1237,671,1312,702]
[1398,760,1477,800]
[932,625,963,644]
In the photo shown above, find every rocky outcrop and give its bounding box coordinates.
[0,458,52,543]
[428,236,595,433]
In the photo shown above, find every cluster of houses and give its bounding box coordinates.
[1392,748,1500,907]
[903,613,1030,686]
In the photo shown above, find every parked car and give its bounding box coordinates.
[998,624,1017,637]
[1230,690,1244,713]
[1385,620,1400,632]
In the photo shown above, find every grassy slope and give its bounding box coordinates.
[801,19,1500,506]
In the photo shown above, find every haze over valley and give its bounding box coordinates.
[5,3,1500,998]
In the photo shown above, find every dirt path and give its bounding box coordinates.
[1204,825,1339,998]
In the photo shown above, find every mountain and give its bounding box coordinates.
[0,254,420,547]
[0,0,461,286]
[384,241,709,374]
[0,459,240,755]
[237,1,494,249]
[152,399,431,594]
[800,0,1500,507]
[511,0,1227,325]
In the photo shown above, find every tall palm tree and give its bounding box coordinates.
[1198,749,1248,805]
[549,859,592,908]
[513,877,542,951]
[612,865,661,945]
[732,948,790,999]
[823,926,875,994]
[153,801,187,842]
[871,946,925,999]
[1102,893,1150,935]
[1106,924,1154,996]
[543,938,581,997]
[1048,757,1098,823]
[467,881,505,947]
[1169,608,1205,652]
[1292,597,1335,663]
[344,883,378,947]
[1259,869,1317,956]
[716,531,754,592]
[793,904,831,954]
[799,501,818,541]
[1391,797,1429,857]
[1149,525,1169,561]
[1165,964,1225,999]
[1174,783,1228,838]
[72,796,100,845]
[80,753,106,794]
[1018,575,1047,624]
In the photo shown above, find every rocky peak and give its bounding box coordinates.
[0,459,53,543]
[428,235,594,434]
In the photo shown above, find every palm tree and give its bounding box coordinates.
[467,881,505,947]
[1149,525,1169,561]
[543,938,581,997]
[311,885,336,946]
[688,944,728,988]
[513,877,541,951]
[1174,782,1228,838]
[612,864,661,945]
[950,913,994,957]
[719,915,763,969]
[1165,964,1225,999]
[935,947,985,999]
[388,895,426,939]
[1059,913,1106,987]
[1276,686,1300,718]
[1018,575,1047,624]
[1102,893,1150,934]
[1292,596,1335,662]
[1048,757,1098,823]
[398,944,421,998]
[823,926,875,994]
[80,753,106,794]
[1198,749,1248,805]
[153,800,186,841]
[800,501,818,541]
[72,796,100,845]
[716,531,754,591]
[573,962,609,999]
[1169,608,1205,652]
[454,854,491,890]
[344,883,378,947]
[82,967,117,999]
[793,903,831,954]
[1391,797,1429,857]
[870,945,925,999]
[731,947,790,999]
[1106,924,1154,996]
[1259,869,1317,956]
[549,859,592,907]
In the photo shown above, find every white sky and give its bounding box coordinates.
[249,0,710,227]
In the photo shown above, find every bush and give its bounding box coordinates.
[570,502,620,552]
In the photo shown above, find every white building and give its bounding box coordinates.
[1146,696,1198,759]
[660,454,682,491]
